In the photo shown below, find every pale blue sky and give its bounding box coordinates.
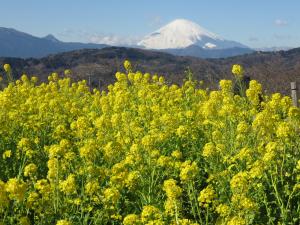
[1,0,299,48]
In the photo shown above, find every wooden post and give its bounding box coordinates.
[291,82,298,107]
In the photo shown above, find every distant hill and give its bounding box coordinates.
[161,45,254,58]
[0,47,299,95]
[0,27,107,58]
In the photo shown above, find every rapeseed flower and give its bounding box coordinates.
[56,220,72,225]
[3,64,11,73]
[0,62,299,224]
[2,150,11,159]
[5,178,27,201]
[231,64,244,78]
[198,185,216,207]
[24,163,37,177]
[124,60,132,73]
[59,174,77,194]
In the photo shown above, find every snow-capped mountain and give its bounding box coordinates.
[138,19,248,50]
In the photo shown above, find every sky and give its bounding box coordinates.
[0,0,300,48]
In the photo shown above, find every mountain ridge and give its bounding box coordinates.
[0,46,299,95]
[0,27,108,58]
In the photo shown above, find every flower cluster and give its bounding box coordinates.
[0,62,299,225]
[232,64,244,78]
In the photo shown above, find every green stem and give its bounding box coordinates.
[188,182,203,224]
[262,190,275,225]
[175,201,179,225]
[270,173,287,222]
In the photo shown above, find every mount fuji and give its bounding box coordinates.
[137,19,254,58]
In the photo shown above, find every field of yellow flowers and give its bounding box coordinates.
[0,61,300,225]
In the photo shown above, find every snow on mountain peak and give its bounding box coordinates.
[203,42,217,49]
[138,19,223,49]
[138,18,248,50]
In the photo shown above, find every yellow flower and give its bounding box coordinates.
[79,140,97,161]
[134,72,143,82]
[85,180,99,196]
[288,106,300,119]
[163,179,182,199]
[103,187,120,204]
[276,121,293,138]
[59,174,77,195]
[249,161,265,179]
[262,142,278,163]
[17,138,31,150]
[34,179,51,196]
[157,155,172,168]
[3,63,11,73]
[211,130,222,142]
[227,216,246,225]
[152,74,159,82]
[115,72,127,82]
[180,161,199,182]
[26,192,39,209]
[219,80,233,93]
[238,195,257,210]
[296,160,300,171]
[56,220,72,225]
[236,121,250,134]
[31,76,38,83]
[198,185,216,207]
[159,76,165,84]
[171,150,182,159]
[124,60,132,72]
[125,171,140,190]
[176,219,199,225]
[141,205,162,223]
[202,142,216,158]
[216,203,230,217]
[230,171,249,192]
[176,125,188,138]
[24,163,37,177]
[5,178,27,201]
[51,72,59,81]
[164,198,182,216]
[21,74,29,83]
[123,214,140,225]
[64,69,72,76]
[231,64,244,78]
[47,158,58,181]
[2,150,12,159]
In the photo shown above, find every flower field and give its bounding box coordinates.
[0,61,300,225]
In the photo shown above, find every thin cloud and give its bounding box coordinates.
[273,33,291,40]
[274,19,288,27]
[249,37,259,42]
[57,29,92,41]
[149,15,163,27]
[56,29,141,46]
[88,34,141,46]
